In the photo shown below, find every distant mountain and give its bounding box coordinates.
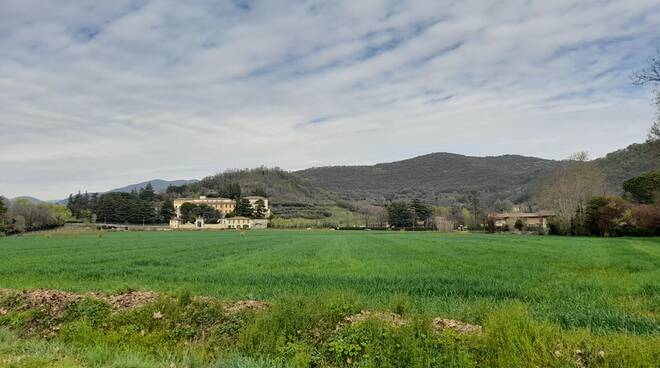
[9,196,44,205]
[295,142,659,205]
[110,179,198,194]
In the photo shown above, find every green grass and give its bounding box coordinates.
[0,231,658,333]
[0,231,659,367]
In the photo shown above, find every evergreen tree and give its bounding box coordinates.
[221,182,242,200]
[233,198,254,217]
[0,196,7,218]
[387,202,413,227]
[410,199,433,224]
[139,183,156,202]
[160,199,175,222]
[252,199,267,219]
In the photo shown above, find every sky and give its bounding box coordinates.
[1,0,660,199]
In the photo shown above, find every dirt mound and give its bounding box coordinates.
[21,289,89,316]
[105,291,160,310]
[0,288,160,316]
[224,300,269,314]
[432,318,482,334]
[339,311,406,329]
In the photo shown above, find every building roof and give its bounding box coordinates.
[174,197,234,202]
[226,216,250,220]
[488,211,555,219]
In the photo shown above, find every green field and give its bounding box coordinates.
[0,230,659,367]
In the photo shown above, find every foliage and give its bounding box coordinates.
[536,152,608,233]
[623,170,660,204]
[159,199,175,221]
[233,198,254,218]
[253,199,267,219]
[584,196,626,236]
[1,199,72,234]
[514,219,525,231]
[386,201,413,227]
[410,199,434,222]
[179,203,221,224]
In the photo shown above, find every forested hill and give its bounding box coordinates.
[177,168,333,205]
[295,153,560,203]
[593,142,660,190]
[295,142,659,203]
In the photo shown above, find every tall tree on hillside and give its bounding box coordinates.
[536,152,608,233]
[221,182,242,200]
[633,49,660,142]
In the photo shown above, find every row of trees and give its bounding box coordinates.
[538,165,660,236]
[0,197,73,235]
[66,183,175,224]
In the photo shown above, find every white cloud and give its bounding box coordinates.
[0,0,659,199]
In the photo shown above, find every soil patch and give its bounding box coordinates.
[432,318,482,334]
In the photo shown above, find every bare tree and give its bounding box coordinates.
[633,49,660,142]
[536,152,608,233]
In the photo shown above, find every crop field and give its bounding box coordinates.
[0,230,659,367]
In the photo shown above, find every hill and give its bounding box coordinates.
[593,141,660,190]
[8,196,44,205]
[295,142,659,204]
[110,179,198,193]
[296,153,560,204]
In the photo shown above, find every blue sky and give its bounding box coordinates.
[1,0,659,199]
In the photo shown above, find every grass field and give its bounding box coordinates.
[0,230,659,367]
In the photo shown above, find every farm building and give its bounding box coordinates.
[488,211,555,230]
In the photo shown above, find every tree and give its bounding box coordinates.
[0,196,6,219]
[464,190,482,229]
[233,198,254,217]
[410,199,433,226]
[252,199,267,219]
[493,199,513,213]
[179,202,198,224]
[536,152,608,234]
[585,196,626,237]
[160,199,175,221]
[221,182,242,200]
[623,171,660,204]
[139,183,156,202]
[387,201,413,228]
[633,49,660,142]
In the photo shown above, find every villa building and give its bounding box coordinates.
[170,195,270,230]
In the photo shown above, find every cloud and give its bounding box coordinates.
[1,0,659,198]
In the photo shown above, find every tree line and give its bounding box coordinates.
[66,183,175,224]
[0,198,72,235]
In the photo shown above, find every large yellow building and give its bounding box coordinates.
[170,195,270,230]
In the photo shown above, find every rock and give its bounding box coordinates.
[152,311,163,319]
